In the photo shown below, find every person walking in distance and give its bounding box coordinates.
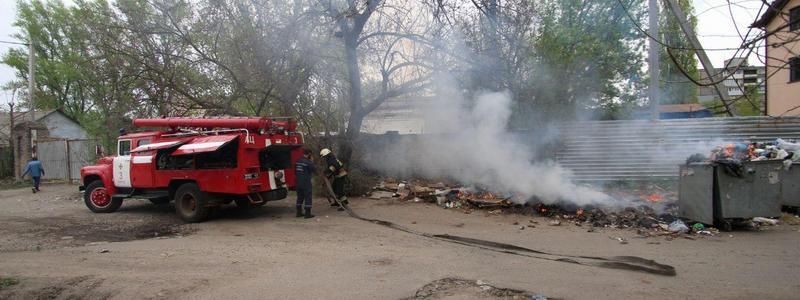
[294,149,316,219]
[22,156,45,193]
[319,148,349,206]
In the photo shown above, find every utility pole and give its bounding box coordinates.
[663,0,737,116]
[28,41,34,123]
[27,39,36,161]
[9,101,17,181]
[648,0,660,120]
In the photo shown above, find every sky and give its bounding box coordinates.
[0,0,771,106]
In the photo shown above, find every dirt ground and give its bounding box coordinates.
[0,184,799,300]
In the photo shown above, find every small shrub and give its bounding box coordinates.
[0,277,20,290]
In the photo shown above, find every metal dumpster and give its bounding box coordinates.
[781,163,800,207]
[679,163,715,225]
[679,161,783,229]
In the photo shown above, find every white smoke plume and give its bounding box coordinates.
[366,75,615,207]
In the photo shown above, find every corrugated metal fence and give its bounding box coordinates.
[556,117,800,181]
[37,139,97,182]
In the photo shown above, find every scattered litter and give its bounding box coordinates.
[610,236,628,244]
[753,217,780,226]
[668,220,689,233]
[99,249,110,253]
[549,220,561,226]
[780,214,800,225]
[368,191,395,199]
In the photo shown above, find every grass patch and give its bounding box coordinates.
[0,179,30,191]
[0,277,20,290]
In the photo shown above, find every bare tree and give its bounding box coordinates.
[313,0,436,161]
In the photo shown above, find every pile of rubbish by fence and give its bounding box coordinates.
[366,177,796,238]
[687,138,800,169]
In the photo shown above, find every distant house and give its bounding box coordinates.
[752,0,800,116]
[0,109,89,147]
[0,109,90,178]
[361,96,430,135]
[634,104,712,119]
[697,58,766,113]
[658,104,713,119]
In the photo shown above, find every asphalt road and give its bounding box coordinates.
[0,184,799,299]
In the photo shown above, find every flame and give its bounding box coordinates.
[539,206,548,213]
[645,194,663,202]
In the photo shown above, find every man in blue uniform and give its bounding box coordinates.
[295,149,316,219]
[22,157,45,193]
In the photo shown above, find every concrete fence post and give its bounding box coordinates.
[65,140,71,183]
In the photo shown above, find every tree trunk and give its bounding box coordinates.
[338,33,364,163]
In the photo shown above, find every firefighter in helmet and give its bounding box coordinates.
[294,148,317,219]
[320,148,349,206]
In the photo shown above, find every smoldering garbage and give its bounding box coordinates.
[365,177,793,237]
[365,178,725,236]
[370,178,514,209]
[689,138,800,171]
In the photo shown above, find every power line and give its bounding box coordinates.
[615,0,765,52]
[0,40,28,46]
[616,0,770,88]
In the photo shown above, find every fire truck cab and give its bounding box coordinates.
[80,117,304,222]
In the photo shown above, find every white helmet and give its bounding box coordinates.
[320,148,331,157]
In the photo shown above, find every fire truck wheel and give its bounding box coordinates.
[174,183,211,222]
[84,180,123,213]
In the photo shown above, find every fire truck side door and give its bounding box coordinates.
[113,139,133,188]
[130,139,155,187]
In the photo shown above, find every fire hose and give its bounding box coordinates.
[319,176,676,276]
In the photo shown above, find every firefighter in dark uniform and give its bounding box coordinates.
[295,149,316,219]
[320,148,349,206]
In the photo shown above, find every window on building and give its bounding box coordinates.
[791,7,800,31]
[791,56,800,82]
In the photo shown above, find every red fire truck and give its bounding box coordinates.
[79,117,304,222]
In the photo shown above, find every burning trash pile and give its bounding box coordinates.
[369,178,516,209]
[688,138,800,169]
[367,179,716,235]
